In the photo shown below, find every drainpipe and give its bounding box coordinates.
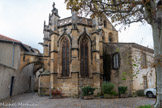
[12,42,15,67]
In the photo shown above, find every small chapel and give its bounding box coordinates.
[38,2,155,97]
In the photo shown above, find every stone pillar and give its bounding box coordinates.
[71,29,80,73]
[71,49,79,72]
[71,29,80,97]
[71,72,79,97]
[93,73,101,95]
[99,33,104,85]
[92,52,101,95]
[49,32,59,98]
[71,10,78,30]
[92,34,101,95]
[92,17,99,29]
[92,34,100,73]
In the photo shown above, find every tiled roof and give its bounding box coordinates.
[107,43,154,53]
[0,34,21,43]
[0,34,38,53]
[58,16,92,27]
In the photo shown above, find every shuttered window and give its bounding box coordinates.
[113,53,120,69]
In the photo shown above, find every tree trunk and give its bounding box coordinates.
[152,21,162,108]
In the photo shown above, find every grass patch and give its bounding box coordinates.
[138,105,153,108]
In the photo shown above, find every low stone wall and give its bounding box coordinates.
[38,75,50,96]
[53,72,79,97]
[39,72,101,97]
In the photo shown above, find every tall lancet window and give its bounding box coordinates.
[109,33,113,43]
[80,36,89,77]
[62,37,70,76]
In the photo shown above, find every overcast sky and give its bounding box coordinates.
[0,0,153,53]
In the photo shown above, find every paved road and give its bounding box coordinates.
[0,93,155,108]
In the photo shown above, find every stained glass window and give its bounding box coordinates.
[62,37,70,76]
[80,36,89,77]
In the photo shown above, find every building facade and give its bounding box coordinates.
[39,2,118,97]
[0,34,41,100]
[39,2,155,97]
[104,43,155,96]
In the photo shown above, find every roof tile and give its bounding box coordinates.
[0,34,21,43]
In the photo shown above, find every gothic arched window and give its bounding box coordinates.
[104,20,107,28]
[109,33,113,43]
[80,36,89,77]
[102,30,105,41]
[62,37,70,76]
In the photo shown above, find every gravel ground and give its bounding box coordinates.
[0,93,155,108]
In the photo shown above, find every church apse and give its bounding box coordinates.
[39,2,118,97]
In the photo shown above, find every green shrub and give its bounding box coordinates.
[132,91,137,97]
[96,92,101,97]
[136,90,144,96]
[111,91,118,96]
[138,105,152,108]
[82,86,95,96]
[118,86,127,94]
[102,82,114,94]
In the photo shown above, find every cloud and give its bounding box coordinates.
[0,0,73,53]
[119,23,153,49]
[0,0,154,53]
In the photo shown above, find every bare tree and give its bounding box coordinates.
[65,0,162,107]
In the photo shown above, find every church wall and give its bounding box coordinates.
[52,25,100,96]
[38,75,50,96]
[101,15,118,43]
[43,40,50,71]
[102,29,118,43]
[48,72,79,97]
[40,4,119,97]
[103,43,133,96]
[103,43,155,96]
[40,25,102,96]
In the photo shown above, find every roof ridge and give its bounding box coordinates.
[0,34,21,43]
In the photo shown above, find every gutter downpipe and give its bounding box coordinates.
[12,42,15,67]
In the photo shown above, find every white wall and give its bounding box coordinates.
[0,42,20,69]
[0,42,34,100]
[132,47,155,91]
[0,64,34,100]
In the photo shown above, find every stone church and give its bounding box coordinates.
[39,2,155,97]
